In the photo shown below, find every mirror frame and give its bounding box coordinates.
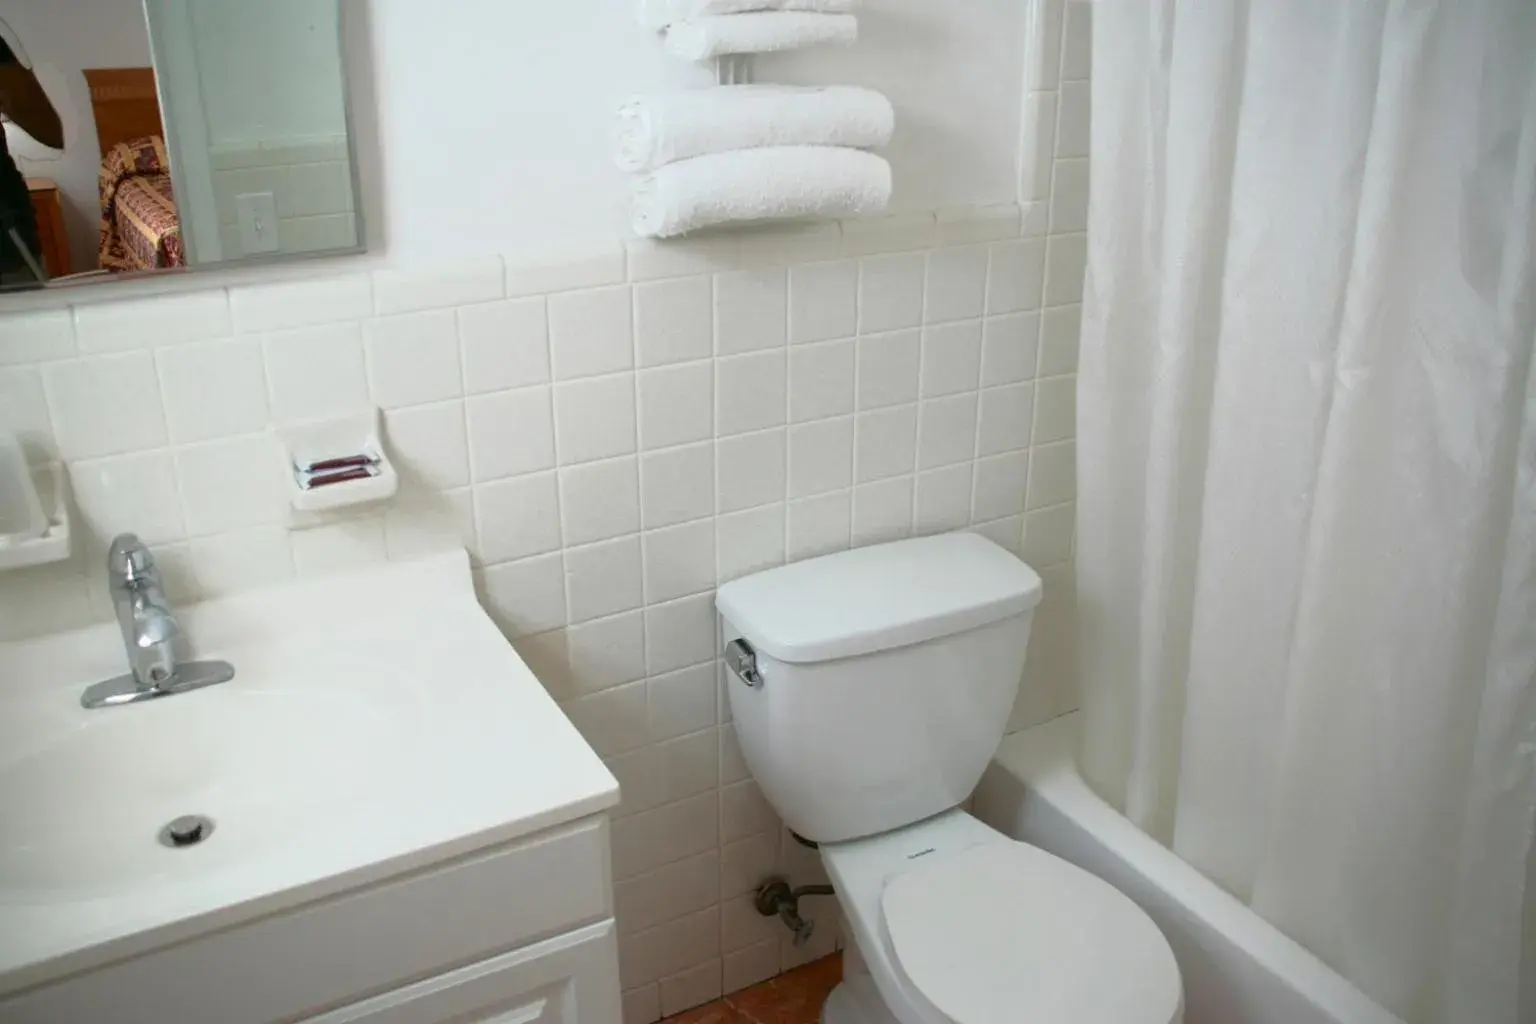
[8,0,367,294]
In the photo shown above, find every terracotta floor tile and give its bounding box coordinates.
[665,1002,756,1024]
[725,953,843,1024]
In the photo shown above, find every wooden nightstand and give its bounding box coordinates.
[25,177,70,278]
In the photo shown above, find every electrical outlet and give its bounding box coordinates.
[236,192,280,255]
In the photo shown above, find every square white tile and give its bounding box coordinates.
[175,434,284,536]
[787,416,854,499]
[855,404,918,483]
[156,339,268,443]
[548,285,635,381]
[715,350,786,437]
[924,246,988,323]
[1049,158,1090,234]
[1045,234,1088,307]
[566,535,645,623]
[385,401,472,490]
[559,455,641,545]
[474,470,563,563]
[43,354,167,460]
[643,519,716,604]
[68,451,186,546]
[916,394,979,469]
[467,386,556,481]
[644,594,717,676]
[478,552,567,637]
[977,382,1036,456]
[856,329,921,410]
[786,490,852,561]
[852,475,914,546]
[364,310,463,408]
[716,268,787,355]
[981,312,1041,386]
[554,373,637,465]
[787,339,855,423]
[567,611,648,695]
[1033,375,1077,445]
[636,277,713,367]
[987,239,1047,315]
[1038,305,1082,377]
[716,504,785,583]
[973,451,1031,522]
[914,463,974,534]
[261,322,370,424]
[920,321,984,398]
[858,253,925,333]
[716,428,786,514]
[1056,80,1091,158]
[638,361,713,451]
[459,297,551,394]
[1023,502,1076,567]
[648,663,718,744]
[640,441,715,529]
[788,261,857,344]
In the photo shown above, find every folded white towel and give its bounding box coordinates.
[664,13,857,61]
[638,0,859,30]
[632,146,892,238]
[614,86,893,173]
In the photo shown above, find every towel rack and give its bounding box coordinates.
[716,54,754,85]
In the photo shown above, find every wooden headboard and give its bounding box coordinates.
[81,67,166,159]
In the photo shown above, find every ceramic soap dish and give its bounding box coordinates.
[0,432,70,571]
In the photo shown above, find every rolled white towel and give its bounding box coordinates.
[614,86,893,173]
[632,146,892,238]
[638,0,859,31]
[664,12,857,61]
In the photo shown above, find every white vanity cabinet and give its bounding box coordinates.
[0,817,622,1024]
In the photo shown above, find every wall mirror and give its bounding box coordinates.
[0,0,362,292]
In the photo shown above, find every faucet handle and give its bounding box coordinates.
[107,533,156,583]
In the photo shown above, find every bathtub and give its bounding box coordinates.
[973,712,1405,1024]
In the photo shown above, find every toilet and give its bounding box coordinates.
[716,532,1184,1024]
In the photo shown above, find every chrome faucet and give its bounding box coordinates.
[81,534,235,709]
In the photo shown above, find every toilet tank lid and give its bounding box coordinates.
[715,533,1043,664]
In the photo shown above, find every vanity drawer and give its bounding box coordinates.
[304,919,620,1024]
[1,818,612,1024]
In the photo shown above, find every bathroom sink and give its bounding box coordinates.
[0,671,400,899]
[0,550,618,995]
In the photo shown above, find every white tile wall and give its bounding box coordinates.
[0,9,1088,1013]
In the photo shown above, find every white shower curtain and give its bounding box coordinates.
[1075,2,1536,1022]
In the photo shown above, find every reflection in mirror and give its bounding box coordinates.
[0,1,361,292]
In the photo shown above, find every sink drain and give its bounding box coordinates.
[158,814,215,849]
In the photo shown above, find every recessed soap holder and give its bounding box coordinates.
[0,459,71,571]
[275,410,399,514]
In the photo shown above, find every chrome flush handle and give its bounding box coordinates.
[726,639,763,688]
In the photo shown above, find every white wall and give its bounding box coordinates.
[368,0,1030,259]
[0,0,152,272]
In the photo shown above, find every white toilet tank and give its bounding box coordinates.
[716,533,1043,844]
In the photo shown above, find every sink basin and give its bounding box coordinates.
[0,550,619,995]
[0,670,401,900]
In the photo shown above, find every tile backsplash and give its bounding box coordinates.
[0,6,1088,1018]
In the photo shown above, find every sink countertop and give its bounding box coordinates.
[0,550,619,996]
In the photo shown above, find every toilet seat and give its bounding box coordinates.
[880,841,1183,1024]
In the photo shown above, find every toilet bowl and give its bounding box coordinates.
[715,533,1184,1024]
[821,810,1182,1024]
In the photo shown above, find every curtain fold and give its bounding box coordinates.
[1077,2,1536,1021]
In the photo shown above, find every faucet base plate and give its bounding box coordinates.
[81,660,236,710]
